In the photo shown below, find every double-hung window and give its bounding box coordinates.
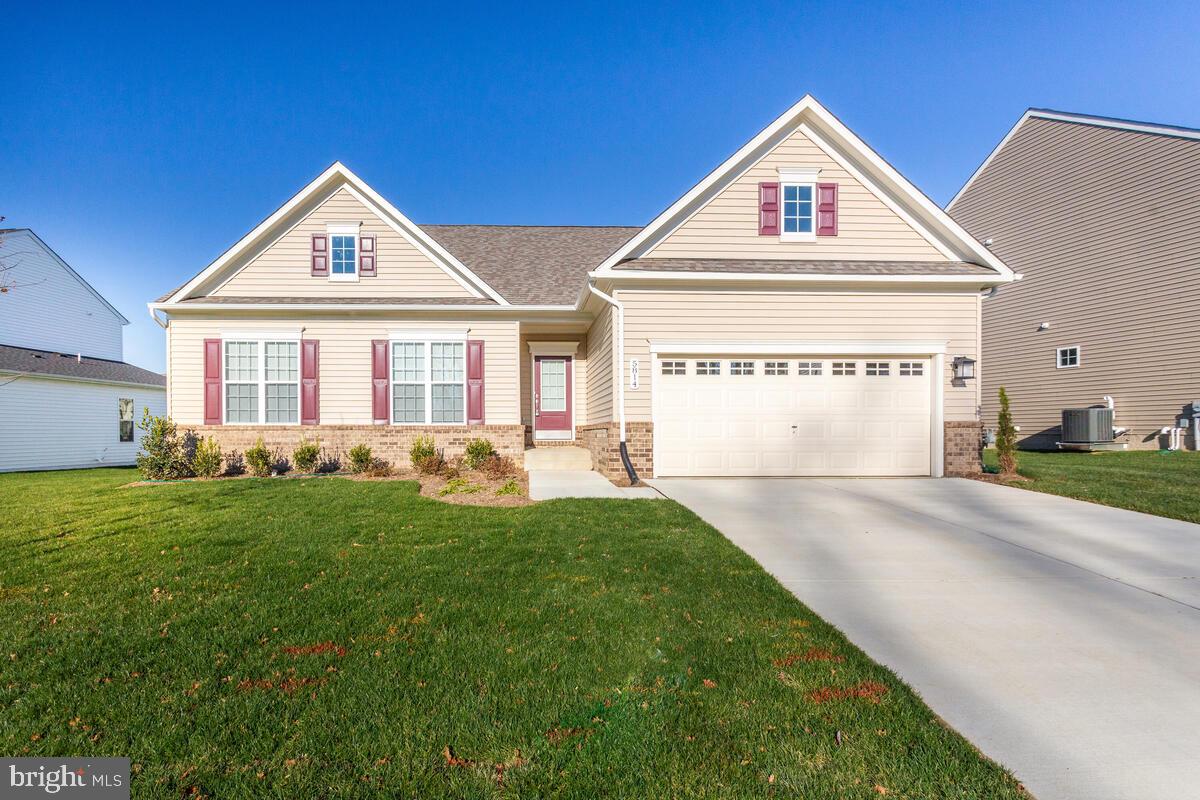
[391,338,466,424]
[223,339,300,424]
[328,225,358,281]
[118,398,134,442]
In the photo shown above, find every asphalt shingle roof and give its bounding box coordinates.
[612,258,997,275]
[0,344,165,387]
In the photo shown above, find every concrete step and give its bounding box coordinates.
[524,446,593,471]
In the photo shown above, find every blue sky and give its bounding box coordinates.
[6,1,1199,371]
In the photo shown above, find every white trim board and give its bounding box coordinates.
[648,340,949,356]
[592,95,1013,281]
[164,162,509,306]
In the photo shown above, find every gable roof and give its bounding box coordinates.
[423,225,639,305]
[592,95,1013,281]
[0,343,164,387]
[1,228,130,325]
[947,108,1200,211]
[161,163,510,306]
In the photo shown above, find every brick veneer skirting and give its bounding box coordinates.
[944,420,983,476]
[576,422,653,486]
[188,424,526,468]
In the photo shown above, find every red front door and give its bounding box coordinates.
[534,356,572,436]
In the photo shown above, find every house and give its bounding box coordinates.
[149,95,1012,483]
[0,229,166,471]
[948,110,1200,450]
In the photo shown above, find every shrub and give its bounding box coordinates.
[462,438,496,470]
[364,458,393,477]
[478,454,518,480]
[245,438,273,478]
[409,435,436,468]
[271,452,291,475]
[414,452,448,476]
[223,450,245,476]
[135,411,194,480]
[315,449,342,474]
[348,444,373,474]
[439,478,483,496]
[996,386,1018,476]
[495,479,522,497]
[293,438,321,473]
[191,436,223,478]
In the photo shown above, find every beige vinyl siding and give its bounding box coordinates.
[167,316,519,425]
[645,126,946,261]
[213,188,475,298]
[951,116,1200,448]
[518,330,588,427]
[618,289,980,422]
[584,305,615,424]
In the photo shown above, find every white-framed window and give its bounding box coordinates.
[866,361,890,377]
[764,361,789,375]
[797,361,822,376]
[223,340,300,424]
[119,398,134,442]
[1056,346,1080,369]
[327,223,358,282]
[390,340,466,424]
[832,361,856,376]
[899,361,924,377]
[695,360,721,376]
[661,360,686,376]
[730,361,755,376]
[782,183,815,236]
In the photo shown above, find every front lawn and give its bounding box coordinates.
[984,449,1200,524]
[0,469,1023,798]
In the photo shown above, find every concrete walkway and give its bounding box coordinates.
[652,477,1200,800]
[528,470,661,500]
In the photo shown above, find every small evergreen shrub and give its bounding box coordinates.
[223,450,245,476]
[495,479,522,497]
[996,386,1018,476]
[293,438,321,473]
[135,411,194,480]
[348,444,373,474]
[315,449,342,474]
[191,436,223,478]
[409,435,436,467]
[462,438,496,470]
[245,438,273,478]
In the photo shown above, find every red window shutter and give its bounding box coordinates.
[359,235,376,277]
[300,339,320,425]
[466,339,485,425]
[758,182,780,235]
[371,340,389,423]
[311,234,328,276]
[203,338,222,425]
[817,183,838,236]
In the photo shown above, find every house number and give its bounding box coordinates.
[629,358,640,390]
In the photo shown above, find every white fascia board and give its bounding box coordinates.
[588,270,1009,286]
[164,162,510,306]
[648,340,948,356]
[0,369,167,390]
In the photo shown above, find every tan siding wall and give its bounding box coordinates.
[951,117,1200,448]
[645,127,946,261]
[518,331,588,427]
[584,306,615,424]
[167,316,519,426]
[213,188,475,298]
[618,289,980,422]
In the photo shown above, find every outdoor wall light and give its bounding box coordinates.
[952,356,976,380]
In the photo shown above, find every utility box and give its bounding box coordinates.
[1061,407,1114,443]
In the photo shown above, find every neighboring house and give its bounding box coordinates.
[150,95,1012,483]
[0,229,166,471]
[948,110,1200,450]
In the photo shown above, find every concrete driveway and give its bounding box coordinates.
[652,477,1200,800]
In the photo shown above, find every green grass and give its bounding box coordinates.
[0,468,1023,799]
[984,449,1200,524]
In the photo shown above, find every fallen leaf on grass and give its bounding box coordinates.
[281,642,347,657]
[806,681,889,704]
[702,679,717,688]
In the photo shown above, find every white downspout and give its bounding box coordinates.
[147,303,168,329]
[586,282,626,444]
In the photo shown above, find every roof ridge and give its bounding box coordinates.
[1027,108,1200,140]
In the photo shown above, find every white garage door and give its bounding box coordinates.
[654,356,932,477]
